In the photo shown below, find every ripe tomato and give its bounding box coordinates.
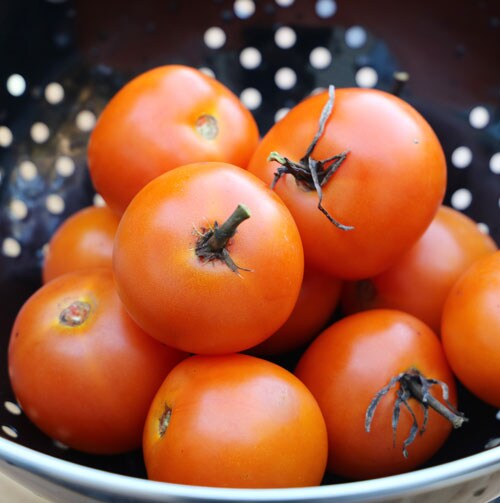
[8,268,186,454]
[441,251,500,408]
[143,353,328,488]
[341,206,497,333]
[42,205,120,283]
[248,87,446,280]
[113,162,304,355]
[88,65,260,215]
[250,265,342,356]
[295,309,462,480]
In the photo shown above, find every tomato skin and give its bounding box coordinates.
[341,206,497,333]
[248,88,446,280]
[143,353,328,488]
[295,309,457,480]
[113,162,304,355]
[42,205,120,283]
[251,265,342,355]
[441,251,500,408]
[88,65,259,215]
[8,268,186,454]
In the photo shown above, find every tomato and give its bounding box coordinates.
[441,251,500,408]
[42,205,120,283]
[113,162,304,355]
[88,65,260,215]
[295,309,462,480]
[250,265,342,356]
[248,87,446,280]
[143,353,328,488]
[8,268,186,454]
[341,206,497,333]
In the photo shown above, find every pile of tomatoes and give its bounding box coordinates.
[7,65,500,488]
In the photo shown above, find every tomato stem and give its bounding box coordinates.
[267,85,353,231]
[365,368,467,458]
[195,204,252,273]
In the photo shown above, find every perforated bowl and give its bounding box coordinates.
[0,0,500,502]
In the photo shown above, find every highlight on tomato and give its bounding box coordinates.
[248,86,447,280]
[441,251,500,409]
[113,162,304,355]
[143,353,328,488]
[341,205,497,333]
[250,265,342,356]
[88,65,260,214]
[8,268,187,454]
[295,309,465,480]
[42,205,120,283]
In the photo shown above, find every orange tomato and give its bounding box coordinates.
[442,251,500,408]
[295,309,461,480]
[88,65,259,214]
[251,265,342,355]
[42,205,120,283]
[341,206,497,333]
[8,268,186,454]
[143,353,328,488]
[248,87,446,280]
[113,162,304,355]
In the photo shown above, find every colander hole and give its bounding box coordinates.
[76,110,97,132]
[55,156,76,177]
[451,188,472,210]
[240,88,262,110]
[2,238,21,258]
[234,0,255,19]
[275,0,294,6]
[9,199,28,220]
[309,47,332,69]
[469,106,490,129]
[274,27,296,49]
[30,122,50,144]
[4,401,22,416]
[310,87,326,95]
[19,160,38,181]
[6,74,26,97]
[355,66,378,88]
[275,67,297,90]
[477,223,490,235]
[204,27,226,49]
[1,425,18,439]
[45,82,65,104]
[0,126,13,147]
[489,153,500,174]
[315,0,337,18]
[345,26,367,48]
[274,108,289,122]
[93,193,106,207]
[239,47,262,69]
[45,194,65,215]
[53,440,69,450]
[451,146,473,168]
[199,67,216,78]
[41,243,49,257]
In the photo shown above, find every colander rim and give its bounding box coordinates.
[0,437,499,501]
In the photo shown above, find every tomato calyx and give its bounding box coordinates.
[158,404,172,437]
[195,203,252,273]
[59,300,91,327]
[365,368,468,458]
[195,114,219,140]
[267,85,353,231]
